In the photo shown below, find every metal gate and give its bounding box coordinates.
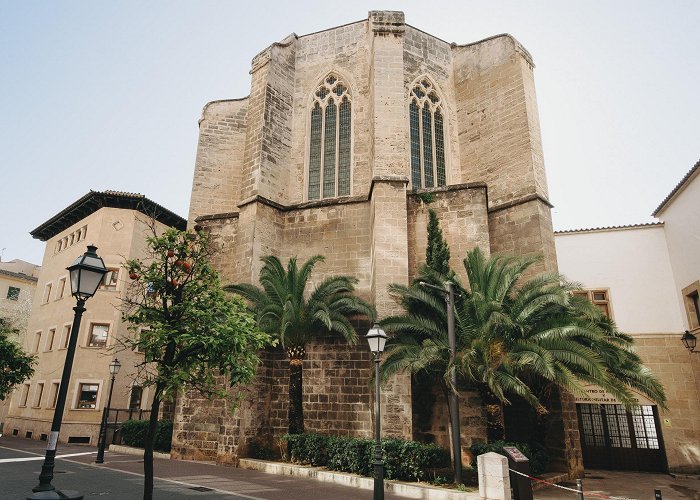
[576,403,666,472]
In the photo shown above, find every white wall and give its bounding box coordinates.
[656,169,700,330]
[555,225,684,334]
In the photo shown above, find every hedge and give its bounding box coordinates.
[468,440,549,475]
[282,433,450,482]
[120,419,173,452]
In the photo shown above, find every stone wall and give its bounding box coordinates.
[407,184,490,283]
[188,99,248,223]
[633,334,700,473]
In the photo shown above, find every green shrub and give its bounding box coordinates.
[468,440,549,476]
[249,438,275,460]
[283,433,450,482]
[120,419,173,452]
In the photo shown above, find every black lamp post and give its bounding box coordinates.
[95,358,121,463]
[28,245,107,500]
[419,280,462,484]
[366,323,387,500]
[682,330,697,353]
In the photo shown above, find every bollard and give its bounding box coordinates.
[654,489,662,499]
[576,479,584,500]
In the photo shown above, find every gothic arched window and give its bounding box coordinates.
[308,75,351,200]
[409,79,446,189]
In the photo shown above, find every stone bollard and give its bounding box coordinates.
[477,452,511,500]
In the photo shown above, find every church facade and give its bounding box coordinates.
[174,11,581,475]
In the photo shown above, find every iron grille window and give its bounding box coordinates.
[7,286,20,300]
[308,75,351,200]
[409,79,447,189]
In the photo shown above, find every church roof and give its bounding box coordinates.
[652,158,700,216]
[30,190,187,241]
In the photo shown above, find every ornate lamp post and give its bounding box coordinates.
[28,245,108,500]
[95,358,121,463]
[682,330,698,353]
[366,323,387,500]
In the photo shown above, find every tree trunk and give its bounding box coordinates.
[143,381,164,500]
[287,345,306,434]
[479,387,505,442]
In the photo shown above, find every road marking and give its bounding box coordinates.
[0,444,263,499]
[0,451,96,463]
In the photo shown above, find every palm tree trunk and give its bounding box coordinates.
[479,387,505,442]
[287,346,306,434]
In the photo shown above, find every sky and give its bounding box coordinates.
[1,1,698,265]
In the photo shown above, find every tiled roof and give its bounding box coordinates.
[555,222,663,235]
[652,158,700,216]
[30,190,187,241]
[0,268,38,283]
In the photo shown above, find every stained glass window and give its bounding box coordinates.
[409,79,447,189]
[307,75,351,200]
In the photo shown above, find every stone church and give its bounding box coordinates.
[174,11,581,476]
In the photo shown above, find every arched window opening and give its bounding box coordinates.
[308,75,351,200]
[409,79,447,189]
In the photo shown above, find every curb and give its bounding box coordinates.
[239,458,479,499]
[108,444,171,460]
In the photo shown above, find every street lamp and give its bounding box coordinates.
[29,245,108,500]
[682,330,697,353]
[366,323,387,500]
[95,358,121,463]
[419,280,462,484]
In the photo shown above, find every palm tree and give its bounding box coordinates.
[227,255,375,434]
[381,247,666,442]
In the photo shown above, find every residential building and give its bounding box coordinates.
[0,259,41,328]
[555,159,700,473]
[2,190,186,445]
[174,11,583,476]
[0,259,41,427]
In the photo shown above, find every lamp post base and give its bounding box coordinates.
[27,490,83,500]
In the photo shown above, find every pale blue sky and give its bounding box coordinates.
[1,1,698,265]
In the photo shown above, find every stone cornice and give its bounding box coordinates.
[488,194,553,214]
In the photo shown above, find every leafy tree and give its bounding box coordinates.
[381,246,666,442]
[227,255,375,434]
[0,317,35,401]
[426,209,450,275]
[122,227,272,500]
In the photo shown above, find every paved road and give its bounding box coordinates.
[0,435,406,499]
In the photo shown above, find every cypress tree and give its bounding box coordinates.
[426,209,450,275]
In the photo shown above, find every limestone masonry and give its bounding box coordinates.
[175,11,581,475]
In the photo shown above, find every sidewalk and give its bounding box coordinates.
[534,469,700,499]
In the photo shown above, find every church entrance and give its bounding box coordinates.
[576,403,666,472]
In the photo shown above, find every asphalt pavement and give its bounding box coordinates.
[0,435,406,499]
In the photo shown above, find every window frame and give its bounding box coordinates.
[6,286,20,301]
[73,381,101,410]
[87,323,110,348]
[33,331,42,353]
[49,381,60,409]
[45,328,56,352]
[306,73,353,201]
[100,267,119,291]
[20,383,30,407]
[408,77,448,190]
[573,288,613,319]
[682,281,700,331]
[33,382,45,408]
[60,323,71,349]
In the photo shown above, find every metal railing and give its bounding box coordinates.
[101,408,152,446]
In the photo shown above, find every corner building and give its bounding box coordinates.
[176,11,581,475]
